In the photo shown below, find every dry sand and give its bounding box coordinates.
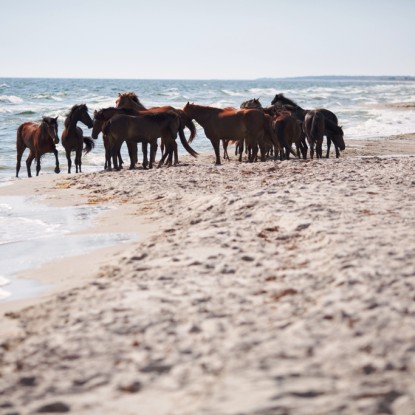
[0,136,415,415]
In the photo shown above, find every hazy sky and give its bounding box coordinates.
[1,0,414,79]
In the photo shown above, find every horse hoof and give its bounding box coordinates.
[55,168,60,174]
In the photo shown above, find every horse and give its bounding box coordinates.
[102,111,191,170]
[16,117,60,177]
[183,103,274,164]
[61,104,94,173]
[92,107,144,170]
[272,112,305,160]
[116,92,197,165]
[303,110,345,159]
[271,94,345,158]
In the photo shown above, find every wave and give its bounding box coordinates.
[17,110,37,115]
[32,94,63,101]
[221,89,244,97]
[0,95,23,104]
[0,83,10,88]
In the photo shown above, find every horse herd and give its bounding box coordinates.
[15,92,345,177]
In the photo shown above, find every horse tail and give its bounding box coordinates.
[175,110,197,143]
[16,124,25,147]
[178,125,198,158]
[310,112,322,142]
[183,114,197,143]
[83,137,95,155]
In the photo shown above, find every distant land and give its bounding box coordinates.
[257,75,415,82]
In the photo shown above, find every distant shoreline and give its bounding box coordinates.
[1,75,414,82]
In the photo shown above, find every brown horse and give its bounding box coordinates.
[303,110,345,159]
[102,110,193,170]
[61,104,94,173]
[272,112,305,160]
[16,117,60,177]
[183,102,282,164]
[92,107,145,170]
[116,92,197,165]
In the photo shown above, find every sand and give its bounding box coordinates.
[0,135,415,415]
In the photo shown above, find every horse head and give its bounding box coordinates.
[333,126,346,151]
[43,116,59,144]
[240,98,263,109]
[91,109,104,139]
[78,104,94,129]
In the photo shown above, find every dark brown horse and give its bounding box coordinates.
[103,110,193,170]
[16,117,60,177]
[61,104,94,173]
[272,112,305,160]
[303,110,345,159]
[183,103,271,164]
[116,92,197,165]
[92,107,143,170]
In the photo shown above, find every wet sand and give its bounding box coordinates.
[0,135,415,415]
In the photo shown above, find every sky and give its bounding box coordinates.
[0,0,414,79]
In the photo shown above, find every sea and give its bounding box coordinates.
[1,77,415,301]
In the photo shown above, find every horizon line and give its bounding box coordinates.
[0,75,414,82]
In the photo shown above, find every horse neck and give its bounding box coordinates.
[102,108,120,120]
[324,118,342,135]
[65,109,82,130]
[40,122,54,145]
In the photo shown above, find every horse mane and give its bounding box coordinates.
[118,92,147,109]
[271,93,301,109]
[118,92,139,102]
[64,104,87,128]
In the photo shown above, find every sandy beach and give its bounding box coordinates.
[1,135,415,415]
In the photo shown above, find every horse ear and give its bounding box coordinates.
[54,116,58,122]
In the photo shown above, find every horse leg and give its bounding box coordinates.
[54,148,60,174]
[238,140,244,162]
[66,150,72,174]
[212,139,221,165]
[326,137,331,158]
[223,140,230,161]
[26,151,35,177]
[335,144,340,158]
[35,155,41,176]
[173,141,178,166]
[141,141,151,170]
[16,147,25,178]
[75,149,82,173]
[158,147,169,168]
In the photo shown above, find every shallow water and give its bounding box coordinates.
[0,194,137,302]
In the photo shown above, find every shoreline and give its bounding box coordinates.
[0,135,415,414]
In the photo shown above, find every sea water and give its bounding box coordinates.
[1,77,414,301]
[0,195,136,301]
